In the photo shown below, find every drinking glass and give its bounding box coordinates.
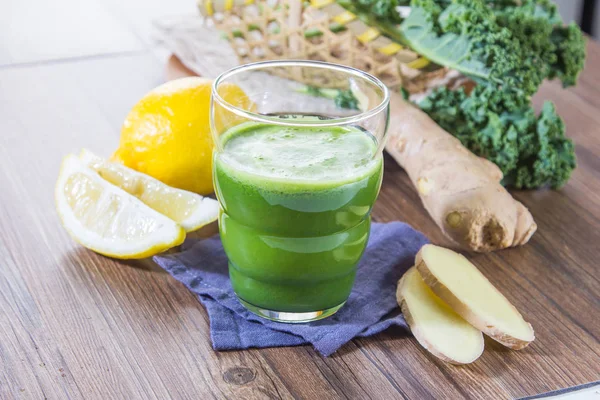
[211,60,390,323]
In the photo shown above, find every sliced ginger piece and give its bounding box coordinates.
[397,267,484,364]
[416,244,535,350]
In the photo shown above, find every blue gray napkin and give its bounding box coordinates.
[154,222,428,356]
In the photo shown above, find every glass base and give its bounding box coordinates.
[238,297,346,323]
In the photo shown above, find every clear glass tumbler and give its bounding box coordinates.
[211,60,390,323]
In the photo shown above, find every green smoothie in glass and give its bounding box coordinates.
[214,121,383,315]
[211,60,390,322]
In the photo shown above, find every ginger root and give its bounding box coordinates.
[385,92,537,252]
[416,244,535,350]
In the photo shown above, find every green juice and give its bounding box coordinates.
[213,120,383,313]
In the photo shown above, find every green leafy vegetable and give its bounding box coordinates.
[355,0,410,23]
[333,90,360,109]
[336,0,406,43]
[336,0,586,94]
[295,85,359,110]
[403,0,542,95]
[331,0,584,188]
[419,85,576,189]
[550,24,587,87]
[488,0,586,88]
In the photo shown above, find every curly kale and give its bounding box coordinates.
[549,23,587,87]
[338,0,586,94]
[398,0,587,94]
[295,85,359,110]
[419,86,576,189]
[331,0,585,188]
[336,0,407,39]
[355,0,410,23]
[487,0,586,87]
[333,90,360,109]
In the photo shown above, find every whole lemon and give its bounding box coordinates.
[113,77,253,195]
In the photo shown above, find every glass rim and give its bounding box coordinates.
[211,60,390,128]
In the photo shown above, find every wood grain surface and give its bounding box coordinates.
[1,9,599,398]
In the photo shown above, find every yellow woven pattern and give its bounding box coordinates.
[201,0,440,89]
[310,0,334,8]
[407,57,431,69]
[356,27,380,43]
[204,0,214,16]
[333,10,356,25]
[378,42,403,56]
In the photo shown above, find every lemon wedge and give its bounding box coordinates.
[55,155,186,259]
[79,149,219,232]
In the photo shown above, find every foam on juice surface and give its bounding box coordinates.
[218,122,379,185]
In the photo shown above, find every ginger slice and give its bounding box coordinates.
[416,244,535,350]
[397,267,484,364]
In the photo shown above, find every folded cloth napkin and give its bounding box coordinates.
[154,222,428,356]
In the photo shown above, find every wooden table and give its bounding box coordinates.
[1,3,599,398]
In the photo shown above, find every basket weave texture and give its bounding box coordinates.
[200,0,439,90]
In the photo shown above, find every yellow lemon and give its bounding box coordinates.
[55,155,185,259]
[80,149,219,232]
[112,77,254,195]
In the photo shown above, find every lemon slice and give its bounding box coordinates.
[79,149,219,232]
[56,155,186,259]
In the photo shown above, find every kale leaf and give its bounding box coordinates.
[338,0,586,94]
[356,0,409,23]
[296,85,359,110]
[488,0,586,88]
[419,85,576,189]
[397,0,586,95]
[334,90,360,110]
[330,0,585,188]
